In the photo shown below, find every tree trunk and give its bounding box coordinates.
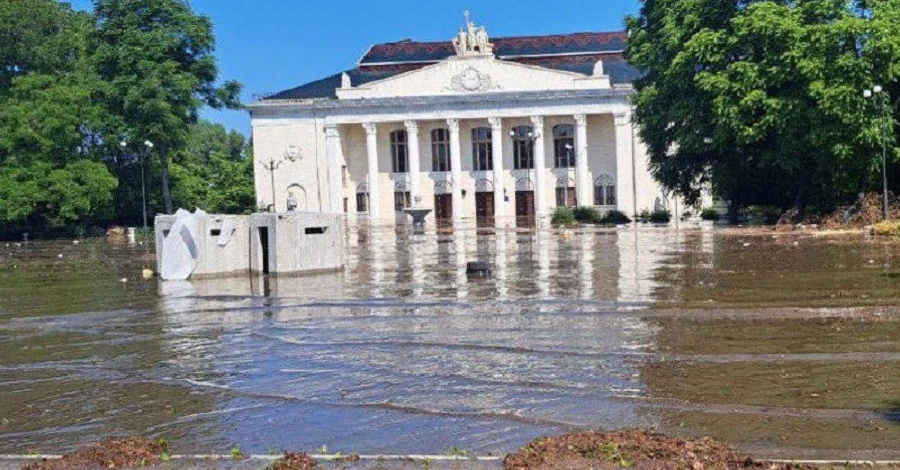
[159,145,173,214]
[793,180,806,219]
[727,194,740,225]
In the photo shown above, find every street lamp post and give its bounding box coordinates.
[259,158,283,212]
[121,139,153,231]
[864,85,890,220]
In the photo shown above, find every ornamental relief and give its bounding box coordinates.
[447,67,499,93]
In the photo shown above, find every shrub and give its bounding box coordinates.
[573,206,601,223]
[551,207,576,225]
[872,220,900,236]
[648,209,671,223]
[701,207,719,221]
[742,205,782,225]
[599,210,631,225]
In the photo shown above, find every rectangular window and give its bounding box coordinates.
[513,139,533,169]
[342,165,348,186]
[394,191,411,211]
[471,127,493,171]
[356,193,368,212]
[304,227,328,235]
[343,197,348,213]
[391,130,408,173]
[431,128,451,172]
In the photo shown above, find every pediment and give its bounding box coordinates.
[335,56,610,100]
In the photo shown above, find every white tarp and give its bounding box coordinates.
[217,216,237,246]
[159,208,207,281]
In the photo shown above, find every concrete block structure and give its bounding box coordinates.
[155,212,344,280]
[250,213,345,276]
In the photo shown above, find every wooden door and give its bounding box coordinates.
[434,194,453,220]
[475,192,495,218]
[515,191,535,217]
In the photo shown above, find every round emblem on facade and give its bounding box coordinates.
[450,67,496,92]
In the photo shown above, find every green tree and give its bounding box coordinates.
[0,0,86,92]
[627,0,900,217]
[170,121,255,214]
[90,0,242,215]
[0,1,121,238]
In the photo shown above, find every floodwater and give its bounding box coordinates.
[1,223,899,460]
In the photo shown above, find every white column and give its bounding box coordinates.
[404,120,422,206]
[447,118,463,221]
[324,125,344,213]
[488,117,504,220]
[613,111,636,216]
[531,116,547,218]
[574,114,590,207]
[363,123,381,219]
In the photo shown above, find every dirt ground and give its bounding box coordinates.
[11,431,900,470]
[504,430,900,470]
[19,437,162,470]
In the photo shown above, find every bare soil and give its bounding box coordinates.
[20,437,161,470]
[503,430,816,470]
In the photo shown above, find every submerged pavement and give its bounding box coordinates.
[1,223,899,459]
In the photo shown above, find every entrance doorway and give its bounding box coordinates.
[434,194,453,221]
[475,192,495,226]
[257,227,270,274]
[516,190,535,227]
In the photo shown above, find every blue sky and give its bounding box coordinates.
[69,0,641,136]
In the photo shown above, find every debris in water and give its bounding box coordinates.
[141,268,154,279]
[466,261,492,277]
[504,430,817,470]
[270,452,316,470]
[21,436,162,470]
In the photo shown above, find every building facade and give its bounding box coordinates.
[249,15,671,225]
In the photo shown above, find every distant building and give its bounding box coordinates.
[249,13,673,224]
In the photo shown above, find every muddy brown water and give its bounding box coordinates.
[0,223,898,461]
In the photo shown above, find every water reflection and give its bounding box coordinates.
[2,223,900,458]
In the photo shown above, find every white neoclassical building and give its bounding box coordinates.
[249,14,671,225]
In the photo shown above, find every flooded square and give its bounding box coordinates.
[1,223,898,460]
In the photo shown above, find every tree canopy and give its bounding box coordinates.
[0,0,251,239]
[626,0,900,216]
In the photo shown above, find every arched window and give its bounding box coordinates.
[594,175,616,206]
[553,124,576,168]
[431,128,451,172]
[510,125,534,170]
[555,177,576,207]
[394,181,411,211]
[390,130,408,173]
[471,127,493,171]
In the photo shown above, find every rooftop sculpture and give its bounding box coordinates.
[452,10,493,57]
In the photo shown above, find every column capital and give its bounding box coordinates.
[404,120,419,134]
[324,125,340,138]
[362,122,377,135]
[530,115,544,128]
[447,118,460,133]
[613,111,631,127]
[574,114,587,127]
[487,117,502,130]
